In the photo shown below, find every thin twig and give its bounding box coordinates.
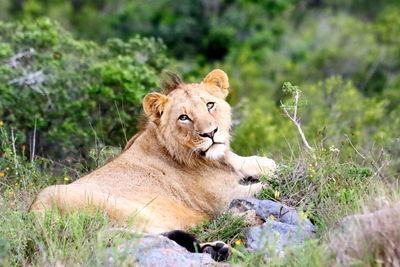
[281,102,313,151]
[293,91,299,121]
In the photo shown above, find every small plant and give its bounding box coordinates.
[280,82,313,151]
[0,122,65,191]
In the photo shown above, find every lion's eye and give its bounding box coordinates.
[178,114,190,121]
[207,102,215,110]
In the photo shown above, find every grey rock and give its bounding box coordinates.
[229,198,316,253]
[244,221,310,252]
[107,235,225,267]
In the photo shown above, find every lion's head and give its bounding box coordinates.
[143,69,232,165]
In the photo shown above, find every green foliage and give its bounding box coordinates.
[302,77,390,153]
[0,18,168,160]
[231,73,397,163]
[2,2,399,167]
[0,0,294,61]
[232,100,295,156]
[282,82,300,96]
[214,7,400,165]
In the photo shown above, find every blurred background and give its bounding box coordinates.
[0,0,399,172]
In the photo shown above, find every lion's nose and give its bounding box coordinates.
[199,127,218,139]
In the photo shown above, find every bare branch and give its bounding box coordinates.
[293,91,299,121]
[9,70,46,94]
[281,102,294,121]
[31,120,37,162]
[281,96,313,151]
[4,48,35,68]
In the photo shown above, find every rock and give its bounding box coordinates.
[106,235,229,267]
[337,206,399,228]
[229,198,316,254]
[244,221,310,252]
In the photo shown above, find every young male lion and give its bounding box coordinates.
[30,69,276,259]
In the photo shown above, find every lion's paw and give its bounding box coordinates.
[201,241,230,261]
[245,156,276,177]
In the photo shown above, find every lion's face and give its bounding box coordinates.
[143,70,232,164]
[162,84,231,160]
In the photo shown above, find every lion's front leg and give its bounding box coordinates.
[225,151,276,179]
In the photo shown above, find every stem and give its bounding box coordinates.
[293,91,299,121]
[281,88,313,151]
[31,120,37,162]
[294,119,313,151]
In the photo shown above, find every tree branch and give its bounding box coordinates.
[280,84,313,151]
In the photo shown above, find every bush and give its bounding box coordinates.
[0,18,169,160]
[0,0,294,61]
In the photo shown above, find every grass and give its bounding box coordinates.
[1,122,399,266]
[189,212,248,245]
[0,205,141,266]
[258,147,382,231]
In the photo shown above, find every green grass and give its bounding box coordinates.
[0,124,136,266]
[258,147,382,230]
[189,212,248,245]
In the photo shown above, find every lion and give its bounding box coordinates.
[30,69,276,259]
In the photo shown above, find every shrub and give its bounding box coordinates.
[0,18,168,160]
[0,0,294,61]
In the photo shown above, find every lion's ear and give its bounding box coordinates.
[202,69,229,99]
[143,92,169,122]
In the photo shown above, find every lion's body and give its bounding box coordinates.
[30,69,276,234]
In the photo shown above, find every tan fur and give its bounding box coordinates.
[30,69,276,234]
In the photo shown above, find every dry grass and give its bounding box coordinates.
[329,191,400,267]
